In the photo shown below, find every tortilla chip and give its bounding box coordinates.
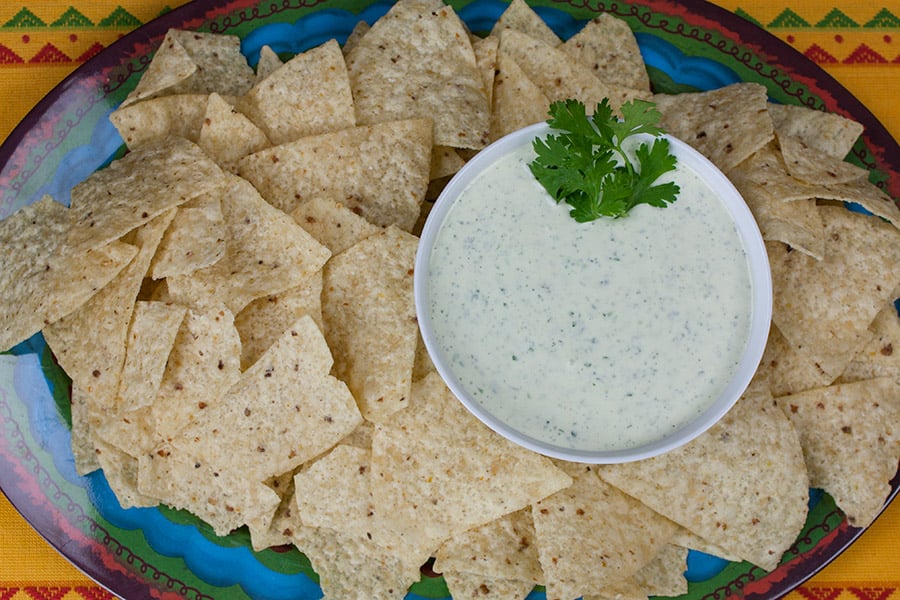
[430,146,467,181]
[473,35,500,109]
[489,51,550,141]
[729,167,826,260]
[294,444,431,571]
[197,93,271,172]
[434,508,543,584]
[67,136,225,252]
[774,377,900,528]
[345,0,490,149]
[726,142,839,203]
[597,386,810,572]
[144,304,242,444]
[767,102,864,160]
[239,39,355,145]
[814,177,900,228]
[533,461,678,600]
[138,441,282,536]
[321,226,419,423]
[653,82,774,173]
[442,571,535,600]
[342,21,370,56]
[769,206,900,382]
[498,30,650,113]
[95,405,158,457]
[121,29,197,107]
[413,329,437,383]
[166,172,331,313]
[561,13,651,92]
[292,525,422,600]
[757,320,844,397]
[70,385,101,475]
[290,197,381,256]
[491,0,561,47]
[234,269,325,370]
[43,210,175,412]
[116,300,187,412]
[168,29,255,95]
[254,45,283,82]
[0,196,136,351]
[171,315,363,482]
[841,300,900,382]
[238,118,432,230]
[669,527,741,562]
[110,94,209,148]
[778,132,869,185]
[368,372,572,555]
[149,193,227,279]
[94,438,159,509]
[247,472,302,551]
[630,544,689,597]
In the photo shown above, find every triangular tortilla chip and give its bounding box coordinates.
[442,571,535,600]
[121,29,197,107]
[290,196,380,256]
[238,118,432,231]
[254,45,283,82]
[597,386,809,571]
[491,0,561,47]
[729,166,826,260]
[294,444,431,570]
[168,29,255,97]
[116,300,187,413]
[149,192,227,279]
[489,52,550,141]
[434,509,543,584]
[757,319,846,397]
[533,461,679,600]
[498,29,650,113]
[769,206,900,382]
[321,226,419,423]
[368,372,572,554]
[197,92,271,172]
[166,172,331,313]
[472,34,500,109]
[234,269,324,370]
[43,210,175,411]
[345,0,490,149]
[0,196,136,351]
[171,315,362,482]
[775,377,900,529]
[292,525,422,600]
[768,102,864,160]
[841,300,900,382]
[239,39,355,145]
[561,13,650,92]
[778,132,869,185]
[149,304,242,448]
[67,136,225,252]
[110,94,209,148]
[653,82,774,173]
[138,441,281,536]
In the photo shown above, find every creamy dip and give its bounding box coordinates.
[425,142,753,452]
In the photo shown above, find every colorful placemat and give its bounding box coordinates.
[0,1,897,599]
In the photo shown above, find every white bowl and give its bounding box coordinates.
[415,122,772,464]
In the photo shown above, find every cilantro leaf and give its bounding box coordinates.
[529,98,680,222]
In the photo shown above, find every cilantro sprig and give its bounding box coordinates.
[528,98,680,222]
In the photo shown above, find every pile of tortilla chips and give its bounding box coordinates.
[0,0,898,598]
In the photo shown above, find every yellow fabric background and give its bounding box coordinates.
[0,0,897,598]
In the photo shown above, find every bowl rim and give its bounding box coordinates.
[414,121,774,464]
